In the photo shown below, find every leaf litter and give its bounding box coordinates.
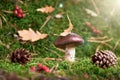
[18,28,48,42]
[36,6,55,14]
[60,15,73,36]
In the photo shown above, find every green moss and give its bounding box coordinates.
[0,0,120,79]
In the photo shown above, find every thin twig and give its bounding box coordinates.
[88,38,113,49]
[45,57,62,61]
[1,10,13,14]
[88,40,112,49]
[89,36,108,40]
[32,57,63,61]
[101,42,112,49]
[31,53,38,56]
[90,0,100,14]
[51,44,65,53]
[112,40,120,51]
[50,63,59,72]
[56,48,65,53]
[17,0,26,6]
[96,44,102,52]
[0,40,10,49]
[40,15,52,30]
[88,38,113,43]
[0,14,8,27]
[44,46,62,57]
[0,17,2,27]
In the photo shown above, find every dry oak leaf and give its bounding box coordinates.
[36,6,55,13]
[60,15,73,36]
[18,28,48,42]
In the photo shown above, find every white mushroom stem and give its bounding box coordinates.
[65,45,76,62]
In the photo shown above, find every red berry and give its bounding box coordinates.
[17,13,22,18]
[15,5,19,10]
[18,8,23,14]
[45,68,50,73]
[42,66,47,70]
[37,63,42,67]
[95,30,102,34]
[30,66,36,71]
[14,10,18,15]
[90,26,95,31]
[35,63,43,72]
[92,29,97,33]
[42,66,50,73]
[22,13,26,18]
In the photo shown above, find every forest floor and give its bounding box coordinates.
[0,0,120,80]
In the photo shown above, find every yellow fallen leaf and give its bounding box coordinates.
[18,28,48,42]
[60,15,73,36]
[36,6,55,14]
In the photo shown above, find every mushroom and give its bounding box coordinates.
[54,33,84,62]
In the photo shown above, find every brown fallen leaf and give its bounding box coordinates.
[60,15,73,36]
[36,6,55,14]
[18,28,48,42]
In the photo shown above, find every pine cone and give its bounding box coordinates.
[10,48,31,65]
[91,50,117,68]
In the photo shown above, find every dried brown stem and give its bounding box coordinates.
[32,57,63,61]
[50,63,59,73]
[96,44,102,52]
[17,0,26,6]
[40,15,52,30]
[89,36,108,40]
[0,14,8,26]
[0,14,7,23]
[1,10,13,14]
[44,46,62,57]
[90,0,100,14]
[0,40,10,49]
[31,53,38,56]
[0,17,2,27]
[88,38,113,49]
[112,40,120,51]
[56,48,65,53]
[101,42,112,49]
[88,38,113,43]
[45,57,62,61]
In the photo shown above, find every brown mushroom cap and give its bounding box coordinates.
[54,33,84,49]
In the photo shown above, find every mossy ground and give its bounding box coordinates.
[0,0,120,79]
